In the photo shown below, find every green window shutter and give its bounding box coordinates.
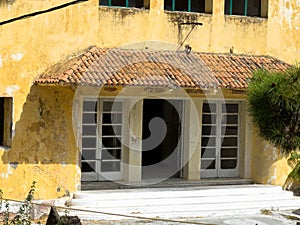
[229,0,233,15]
[244,0,248,15]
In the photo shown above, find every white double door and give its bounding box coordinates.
[200,101,240,178]
[81,99,123,181]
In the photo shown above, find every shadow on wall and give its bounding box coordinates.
[0,85,79,199]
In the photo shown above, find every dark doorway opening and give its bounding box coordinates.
[142,99,182,179]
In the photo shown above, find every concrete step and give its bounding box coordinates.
[69,203,300,219]
[72,196,300,209]
[68,184,300,220]
[81,178,253,190]
[67,202,300,221]
[70,198,300,214]
[74,184,286,199]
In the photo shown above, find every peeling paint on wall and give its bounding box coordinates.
[0,86,79,199]
[278,0,300,30]
[1,163,14,179]
[283,0,293,29]
[9,162,18,169]
[263,143,279,161]
[268,168,277,184]
[10,53,23,61]
[6,85,20,96]
[0,0,299,200]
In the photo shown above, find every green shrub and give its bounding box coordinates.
[248,65,300,190]
[247,65,300,154]
[0,181,37,225]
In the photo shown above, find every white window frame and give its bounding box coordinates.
[200,101,240,178]
[81,97,123,182]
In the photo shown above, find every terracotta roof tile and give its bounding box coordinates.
[35,47,290,89]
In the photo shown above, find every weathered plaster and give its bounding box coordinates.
[0,0,98,125]
[251,131,290,186]
[97,0,299,63]
[0,0,299,199]
[10,53,23,61]
[0,86,77,199]
[267,0,300,63]
[0,0,98,199]
[6,85,20,96]
[94,0,299,186]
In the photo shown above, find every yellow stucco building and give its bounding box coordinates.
[0,0,299,200]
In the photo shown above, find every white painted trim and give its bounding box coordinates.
[81,98,123,182]
[201,101,240,178]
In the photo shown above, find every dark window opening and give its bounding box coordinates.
[0,97,13,147]
[164,0,207,13]
[100,0,147,9]
[225,0,263,17]
[191,0,205,12]
[81,161,96,172]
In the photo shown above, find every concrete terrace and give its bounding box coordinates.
[68,184,300,221]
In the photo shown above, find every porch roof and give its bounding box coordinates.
[35,46,289,89]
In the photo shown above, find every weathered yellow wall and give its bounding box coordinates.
[97,0,299,63]
[251,131,291,186]
[95,0,299,186]
[0,0,98,199]
[267,0,300,64]
[0,86,77,200]
[0,0,299,199]
[0,0,81,21]
[97,6,268,56]
[0,0,98,126]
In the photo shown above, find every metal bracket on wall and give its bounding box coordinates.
[177,22,203,52]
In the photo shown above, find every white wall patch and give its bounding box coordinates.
[6,85,20,96]
[10,53,23,61]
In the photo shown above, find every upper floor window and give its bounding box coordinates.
[100,0,149,9]
[225,0,268,18]
[165,0,213,13]
[0,97,13,147]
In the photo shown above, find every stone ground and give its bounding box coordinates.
[24,184,300,224]
[33,212,299,225]
[59,184,300,225]
[79,212,300,225]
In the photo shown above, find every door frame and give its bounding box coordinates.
[80,97,123,182]
[141,98,184,179]
[200,100,241,178]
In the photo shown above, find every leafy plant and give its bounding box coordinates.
[247,65,300,155]
[247,65,300,190]
[283,152,300,190]
[0,181,37,225]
